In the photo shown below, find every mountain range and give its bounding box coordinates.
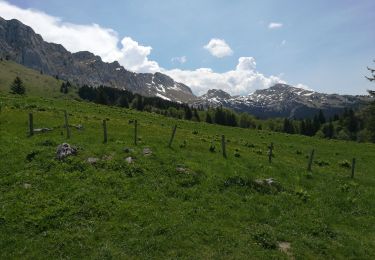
[193,84,370,118]
[0,17,370,118]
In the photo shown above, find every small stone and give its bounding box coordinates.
[87,157,99,164]
[176,167,187,173]
[255,178,276,186]
[125,157,134,164]
[143,148,152,156]
[278,242,292,257]
[102,155,113,161]
[34,128,52,133]
[23,183,31,189]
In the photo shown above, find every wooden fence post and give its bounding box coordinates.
[268,142,274,163]
[134,120,138,145]
[103,119,107,143]
[168,125,177,148]
[221,135,227,158]
[307,149,315,172]
[351,158,356,179]
[64,110,70,139]
[28,112,33,136]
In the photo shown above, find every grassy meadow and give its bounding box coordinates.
[0,62,375,259]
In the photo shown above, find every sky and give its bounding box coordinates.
[0,0,374,96]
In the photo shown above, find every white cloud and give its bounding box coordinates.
[203,38,233,58]
[0,0,159,73]
[118,37,160,73]
[164,57,284,96]
[0,1,308,96]
[171,56,187,64]
[281,40,287,46]
[268,22,283,29]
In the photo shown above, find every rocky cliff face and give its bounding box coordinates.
[0,17,196,103]
[193,84,371,119]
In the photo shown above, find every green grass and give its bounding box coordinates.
[0,63,375,259]
[0,60,78,99]
[1,94,375,259]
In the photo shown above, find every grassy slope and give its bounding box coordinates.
[0,60,77,99]
[0,63,375,259]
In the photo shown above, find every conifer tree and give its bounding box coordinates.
[206,112,213,124]
[10,76,26,95]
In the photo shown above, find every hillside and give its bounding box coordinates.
[0,59,78,99]
[1,91,375,258]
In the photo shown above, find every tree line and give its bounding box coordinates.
[8,70,375,143]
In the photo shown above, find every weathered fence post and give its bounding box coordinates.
[103,119,107,143]
[351,158,356,179]
[307,149,315,172]
[221,135,227,158]
[64,110,70,139]
[268,142,274,163]
[134,120,138,145]
[168,125,177,148]
[28,112,33,136]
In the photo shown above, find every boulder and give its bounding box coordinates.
[56,143,77,160]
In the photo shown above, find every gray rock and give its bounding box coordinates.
[176,167,188,173]
[102,155,113,161]
[143,148,152,156]
[255,178,276,186]
[125,157,134,164]
[34,128,52,133]
[56,143,77,160]
[87,157,99,164]
[23,183,31,189]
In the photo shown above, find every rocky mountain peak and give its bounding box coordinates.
[192,84,370,119]
[0,17,196,103]
[204,89,232,99]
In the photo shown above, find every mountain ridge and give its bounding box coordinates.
[0,17,196,103]
[0,17,371,119]
[192,84,370,118]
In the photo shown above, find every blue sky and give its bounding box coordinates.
[2,0,375,95]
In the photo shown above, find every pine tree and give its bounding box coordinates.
[184,107,193,120]
[318,110,326,124]
[96,87,108,105]
[206,113,213,124]
[313,115,321,134]
[117,95,129,108]
[365,60,375,141]
[193,109,200,122]
[214,107,225,125]
[10,76,26,95]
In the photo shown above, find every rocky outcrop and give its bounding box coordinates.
[56,143,77,160]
